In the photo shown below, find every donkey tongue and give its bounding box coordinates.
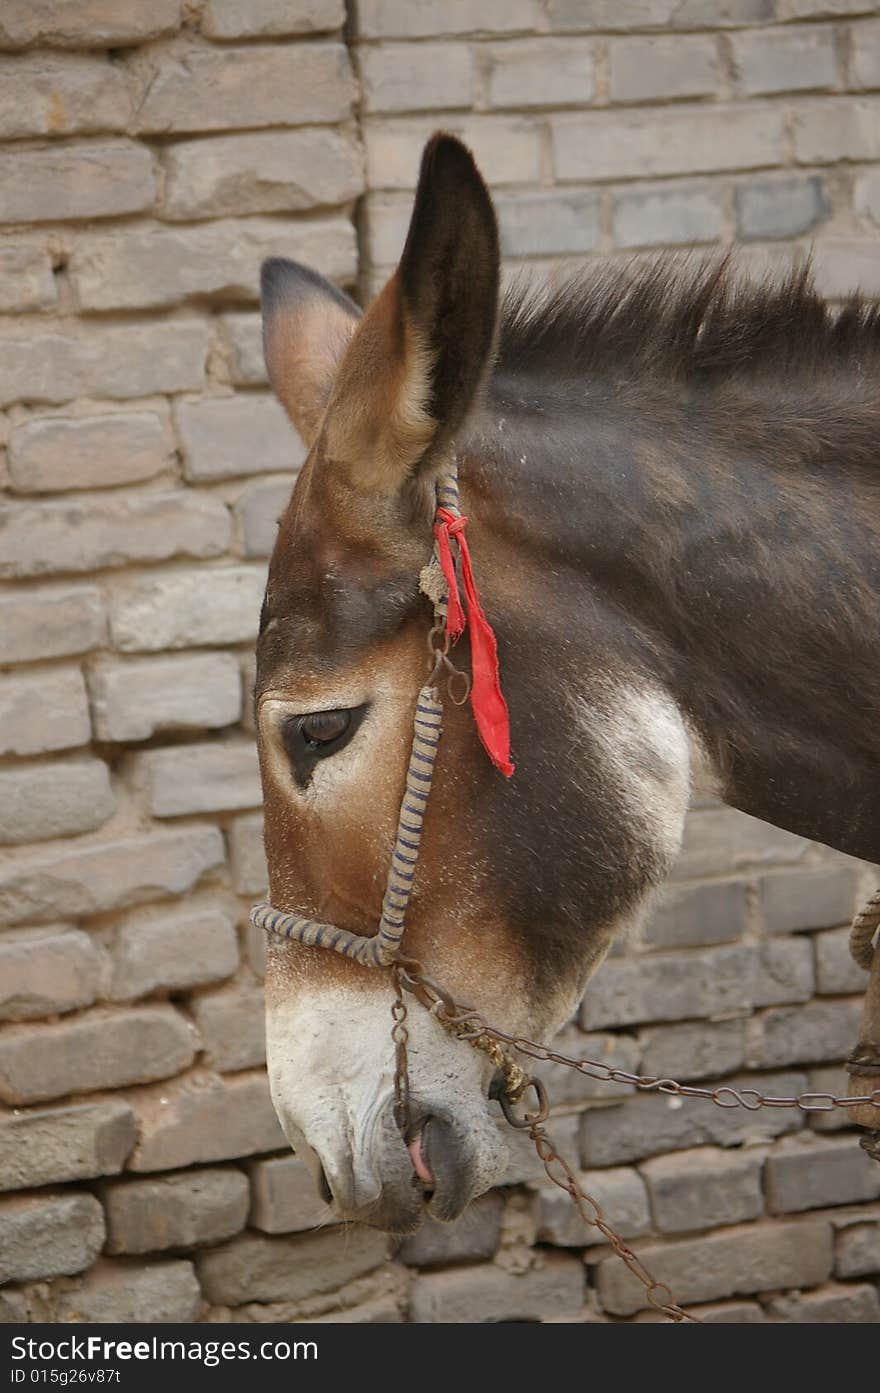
[407,1134,433,1186]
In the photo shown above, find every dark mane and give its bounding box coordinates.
[494,257,880,388]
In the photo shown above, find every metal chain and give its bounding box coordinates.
[390,966,412,1139]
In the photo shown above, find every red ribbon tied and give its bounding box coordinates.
[433,506,514,779]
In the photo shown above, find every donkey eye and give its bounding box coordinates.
[299,709,351,748]
[281,705,367,789]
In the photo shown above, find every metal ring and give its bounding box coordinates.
[498,1077,549,1129]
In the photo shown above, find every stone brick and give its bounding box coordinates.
[815,927,869,996]
[8,411,173,494]
[0,142,155,225]
[190,985,265,1072]
[0,668,90,755]
[0,241,55,313]
[89,652,242,742]
[0,491,230,579]
[0,1005,197,1104]
[235,477,294,557]
[805,1065,853,1132]
[638,1020,746,1083]
[609,35,717,103]
[736,176,830,241]
[596,1217,832,1316]
[0,1291,29,1323]
[0,1100,136,1191]
[643,879,747,949]
[365,116,541,190]
[198,1225,388,1304]
[850,17,880,89]
[56,1258,202,1323]
[732,25,836,96]
[176,395,303,482]
[749,999,862,1069]
[752,937,815,1007]
[220,314,266,386]
[0,927,104,1021]
[132,41,353,134]
[248,1154,333,1233]
[71,216,356,313]
[486,39,594,109]
[103,1168,250,1254]
[672,808,809,882]
[553,106,784,183]
[758,866,858,934]
[640,1146,764,1234]
[356,0,542,37]
[547,0,772,26]
[202,0,345,38]
[110,566,266,652]
[580,1071,807,1166]
[410,1254,584,1322]
[0,586,106,664]
[128,1069,285,1170]
[0,320,209,407]
[496,190,600,257]
[809,237,880,298]
[836,1219,880,1276]
[228,813,267,895]
[792,97,880,164]
[137,740,261,817]
[0,757,114,846]
[789,0,876,12]
[0,53,132,139]
[110,907,239,1000]
[767,1282,880,1323]
[397,1192,504,1267]
[855,166,880,225]
[613,181,723,249]
[501,1110,580,1186]
[0,1192,104,1284]
[580,945,753,1029]
[359,42,471,113]
[534,1166,650,1248]
[766,1134,880,1213]
[0,0,182,48]
[531,1028,639,1107]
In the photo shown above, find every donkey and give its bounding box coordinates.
[254,133,880,1234]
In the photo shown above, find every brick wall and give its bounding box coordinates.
[1,0,879,1324]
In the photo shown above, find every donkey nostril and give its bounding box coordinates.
[316,1163,334,1207]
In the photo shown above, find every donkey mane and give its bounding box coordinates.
[495,257,880,387]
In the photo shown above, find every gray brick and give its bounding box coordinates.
[613,181,723,249]
[0,586,105,664]
[534,1166,650,1248]
[836,1219,880,1277]
[749,999,862,1069]
[547,0,772,25]
[0,0,182,48]
[104,1168,250,1254]
[365,116,541,190]
[767,1281,880,1323]
[0,1193,104,1284]
[553,107,784,183]
[0,927,104,1021]
[501,1111,580,1185]
[810,237,880,299]
[789,0,876,12]
[736,177,830,241]
[496,190,600,257]
[758,867,859,934]
[0,1099,135,1191]
[0,53,132,139]
[792,97,880,164]
[219,314,266,386]
[356,0,542,37]
[0,757,114,845]
[8,411,173,494]
[643,879,747,949]
[531,1027,639,1107]
[56,1258,202,1324]
[110,566,267,652]
[851,17,880,89]
[197,1225,388,1305]
[815,927,872,995]
[638,1020,746,1082]
[89,652,242,742]
[580,945,752,1029]
[235,478,294,557]
[410,1254,584,1323]
[766,1133,880,1213]
[0,492,230,579]
[732,25,836,96]
[752,937,815,1007]
[0,241,55,313]
[804,1065,853,1132]
[596,1217,832,1316]
[398,1193,504,1266]
[0,142,155,225]
[486,39,594,109]
[609,35,717,103]
[202,0,345,38]
[855,166,880,224]
[248,1154,333,1233]
[137,740,260,817]
[128,1069,285,1171]
[190,985,265,1072]
[672,808,809,882]
[0,668,90,755]
[177,395,303,483]
[640,1146,764,1234]
[228,813,267,895]
[361,42,473,113]
[110,906,239,1001]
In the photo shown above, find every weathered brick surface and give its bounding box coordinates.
[248,1154,333,1233]
[235,478,295,557]
[736,176,830,240]
[397,1193,504,1267]
[748,998,863,1069]
[836,1219,880,1277]
[814,926,869,995]
[56,1259,202,1324]
[643,878,747,948]
[127,1070,285,1170]
[534,1166,651,1248]
[227,812,267,894]
[89,652,242,742]
[176,395,303,482]
[0,668,90,755]
[190,985,266,1071]
[0,1193,104,1284]
[613,181,723,249]
[0,53,132,138]
[0,757,114,845]
[0,927,104,1020]
[758,867,859,933]
[110,906,239,1000]
[640,1146,765,1233]
[609,35,718,103]
[197,1225,388,1304]
[0,1,182,49]
[136,740,261,817]
[410,1254,585,1323]
[0,241,55,313]
[110,566,267,652]
[202,0,345,39]
[766,1282,880,1323]
[0,142,156,224]
[637,1019,746,1082]
[103,1168,250,1253]
[486,39,595,108]
[0,586,106,664]
[0,1100,136,1191]
[766,1134,880,1213]
[8,411,173,494]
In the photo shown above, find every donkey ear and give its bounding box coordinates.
[261,258,361,448]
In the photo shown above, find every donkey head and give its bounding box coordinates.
[255,135,693,1233]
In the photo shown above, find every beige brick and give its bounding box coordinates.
[110,565,266,652]
[672,808,809,881]
[0,0,182,48]
[638,1019,746,1083]
[128,1069,285,1170]
[749,998,863,1069]
[0,1005,198,1104]
[0,585,105,664]
[0,1099,136,1191]
[0,320,209,407]
[767,1281,880,1323]
[198,1224,389,1304]
[176,395,303,482]
[228,813,267,895]
[640,1146,765,1234]
[364,115,541,190]
[0,492,230,579]
[71,217,357,312]
[356,0,542,36]
[235,477,294,556]
[89,652,242,742]
[56,1258,202,1323]
[815,926,869,995]
[609,35,717,103]
[613,181,723,249]
[202,0,345,37]
[410,1254,584,1322]
[534,1166,650,1248]
[766,1134,880,1213]
[219,314,266,386]
[0,824,224,927]
[644,879,747,949]
[0,667,90,755]
[758,866,859,934]
[0,757,114,846]
[361,42,473,113]
[0,242,56,313]
[249,1154,332,1233]
[553,106,785,182]
[836,1219,880,1277]
[0,53,132,139]
[8,411,173,494]
[0,142,156,225]
[792,97,880,163]
[110,907,239,1000]
[190,985,266,1072]
[137,740,261,817]
[732,25,836,96]
[162,128,362,220]
[0,1193,104,1284]
[810,237,880,299]
[0,927,104,1021]
[486,38,594,108]
[132,41,353,134]
[850,17,880,89]
[103,1168,250,1254]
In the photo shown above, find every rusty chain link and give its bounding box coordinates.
[390,965,412,1139]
